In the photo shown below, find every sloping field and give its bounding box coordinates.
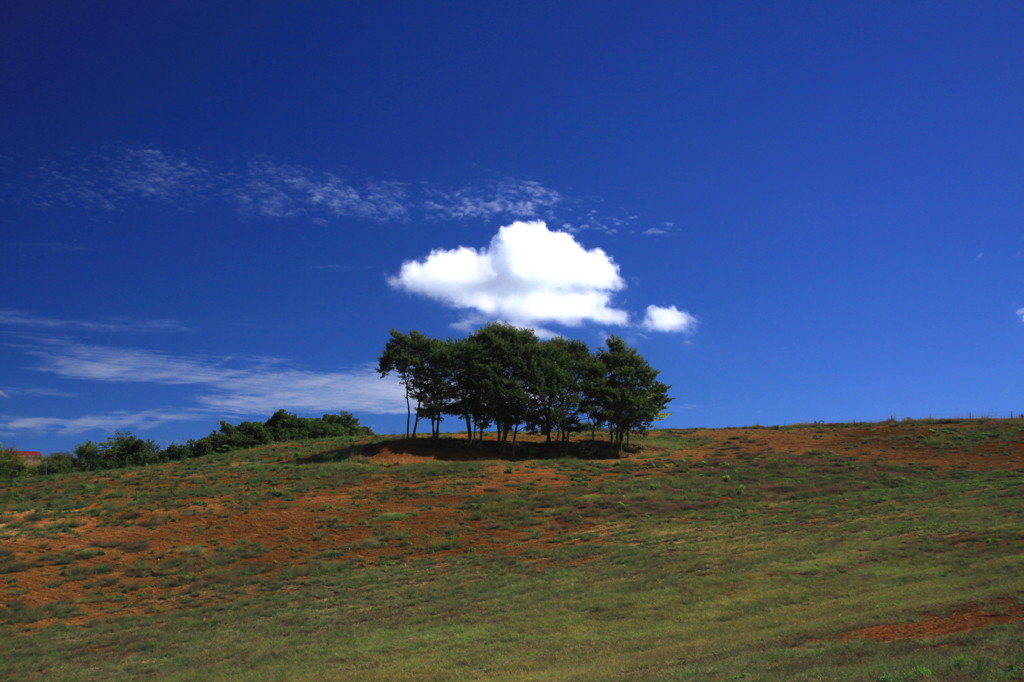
[2,419,1023,680]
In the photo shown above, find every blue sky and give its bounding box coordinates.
[3,1,1023,453]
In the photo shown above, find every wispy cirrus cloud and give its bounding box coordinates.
[33,147,212,210]
[26,341,241,385]
[424,178,563,222]
[193,365,405,416]
[0,386,77,399]
[106,147,211,202]
[18,145,656,234]
[228,160,410,222]
[0,409,209,438]
[0,309,187,333]
[643,222,675,236]
[1,340,407,437]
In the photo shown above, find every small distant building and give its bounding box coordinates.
[15,451,43,465]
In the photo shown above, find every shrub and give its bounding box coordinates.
[75,431,162,470]
[0,445,28,479]
[161,443,194,461]
[63,410,374,476]
[35,452,76,475]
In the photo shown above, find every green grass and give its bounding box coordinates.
[2,427,1023,680]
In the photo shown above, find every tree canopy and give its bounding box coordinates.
[378,323,672,450]
[2,411,373,479]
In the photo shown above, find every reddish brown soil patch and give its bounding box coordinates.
[838,601,1024,642]
[687,419,1024,470]
[5,419,1023,632]
[1,448,592,631]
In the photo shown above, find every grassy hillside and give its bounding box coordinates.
[2,420,1024,680]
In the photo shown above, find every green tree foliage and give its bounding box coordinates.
[468,324,537,447]
[73,441,102,470]
[205,410,371,452]
[34,452,76,475]
[405,333,455,439]
[447,334,504,442]
[377,330,416,438]
[180,410,371,458]
[378,325,672,451]
[74,431,163,470]
[529,337,599,443]
[0,444,28,479]
[161,442,196,461]
[597,335,672,450]
[27,411,374,478]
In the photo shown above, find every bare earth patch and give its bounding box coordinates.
[838,601,1024,642]
[4,419,1024,637]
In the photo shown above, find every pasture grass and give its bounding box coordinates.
[1,425,1023,680]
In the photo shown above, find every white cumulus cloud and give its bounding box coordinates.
[389,221,630,329]
[641,305,698,333]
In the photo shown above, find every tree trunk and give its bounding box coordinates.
[404,387,411,439]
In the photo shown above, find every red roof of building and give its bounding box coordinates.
[15,451,43,459]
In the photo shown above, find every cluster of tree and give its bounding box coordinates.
[378,324,671,450]
[0,410,372,479]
